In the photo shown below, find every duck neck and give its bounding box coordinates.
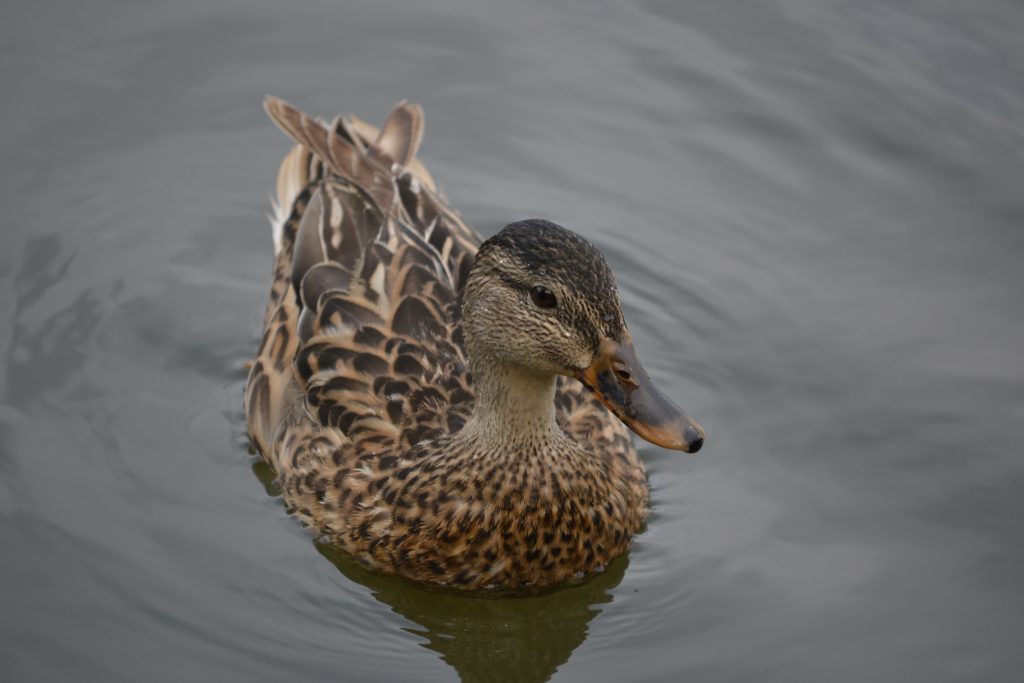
[457,359,561,451]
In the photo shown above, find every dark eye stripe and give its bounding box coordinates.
[530,286,557,309]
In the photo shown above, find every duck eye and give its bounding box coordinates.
[530,286,557,309]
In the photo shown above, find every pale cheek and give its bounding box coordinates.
[541,331,592,372]
[563,347,593,372]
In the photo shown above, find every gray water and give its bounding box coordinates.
[2,1,1023,681]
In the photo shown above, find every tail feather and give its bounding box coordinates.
[265,96,398,215]
[264,96,332,168]
[373,100,424,167]
[349,114,438,193]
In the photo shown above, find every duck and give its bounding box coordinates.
[245,97,704,590]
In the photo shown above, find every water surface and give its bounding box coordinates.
[2,1,1023,681]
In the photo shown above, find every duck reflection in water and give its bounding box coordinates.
[317,542,630,683]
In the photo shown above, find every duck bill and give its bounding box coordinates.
[574,336,705,453]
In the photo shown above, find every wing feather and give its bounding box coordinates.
[252,97,482,480]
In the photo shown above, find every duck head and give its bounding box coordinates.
[460,219,704,453]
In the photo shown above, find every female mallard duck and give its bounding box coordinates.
[246,97,704,590]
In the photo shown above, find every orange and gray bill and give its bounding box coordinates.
[574,336,704,452]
